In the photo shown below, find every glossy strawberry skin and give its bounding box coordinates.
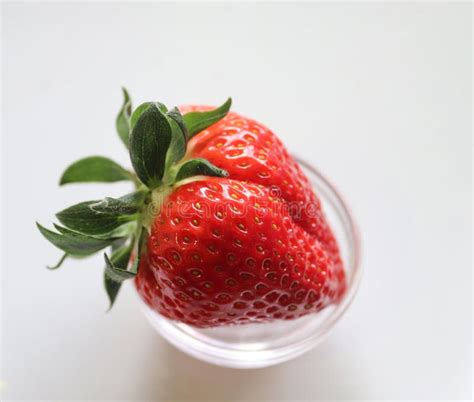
[184,106,342,270]
[135,178,345,328]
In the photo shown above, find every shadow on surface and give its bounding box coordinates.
[137,331,366,401]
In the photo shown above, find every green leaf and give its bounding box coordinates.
[37,223,117,257]
[116,87,132,148]
[111,237,128,252]
[54,221,135,240]
[118,190,148,205]
[167,107,189,139]
[59,156,131,185]
[104,248,135,282]
[130,226,147,275]
[56,195,141,236]
[131,104,187,176]
[93,220,136,239]
[174,158,228,183]
[130,102,152,130]
[104,275,121,310]
[46,253,68,270]
[165,107,187,168]
[183,97,232,139]
[155,102,168,114]
[103,243,133,309]
[129,104,172,189]
[130,102,168,130]
[103,226,146,310]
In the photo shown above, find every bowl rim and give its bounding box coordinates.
[292,158,363,347]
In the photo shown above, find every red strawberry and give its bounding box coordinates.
[37,91,345,328]
[183,106,343,268]
[136,178,344,327]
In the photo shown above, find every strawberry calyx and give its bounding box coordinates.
[37,89,232,308]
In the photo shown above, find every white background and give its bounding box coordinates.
[1,2,472,401]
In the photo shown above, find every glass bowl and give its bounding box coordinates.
[137,158,362,368]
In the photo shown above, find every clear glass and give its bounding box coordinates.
[137,158,362,368]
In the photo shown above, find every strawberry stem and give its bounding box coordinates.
[38,89,234,310]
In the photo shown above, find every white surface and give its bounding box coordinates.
[1,2,471,401]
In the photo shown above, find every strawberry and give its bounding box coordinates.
[38,90,345,328]
[184,106,343,269]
